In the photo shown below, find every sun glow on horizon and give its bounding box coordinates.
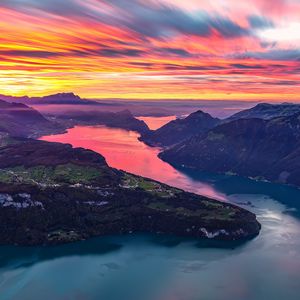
[0,0,299,101]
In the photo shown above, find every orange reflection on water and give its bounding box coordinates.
[137,116,177,130]
[40,125,225,200]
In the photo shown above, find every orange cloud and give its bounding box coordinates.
[0,0,299,101]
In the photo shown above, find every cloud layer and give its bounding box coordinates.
[0,0,299,100]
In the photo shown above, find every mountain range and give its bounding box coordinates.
[1,95,297,245]
[227,102,300,121]
[54,109,150,134]
[0,98,149,136]
[0,99,260,245]
[0,92,97,105]
[3,96,297,188]
[141,102,300,149]
[159,111,300,187]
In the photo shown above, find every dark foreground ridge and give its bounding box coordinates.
[0,136,260,246]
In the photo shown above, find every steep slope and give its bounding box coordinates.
[140,110,220,147]
[160,113,300,187]
[0,136,260,245]
[0,100,64,138]
[227,102,300,121]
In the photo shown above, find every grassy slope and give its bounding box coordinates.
[0,137,261,245]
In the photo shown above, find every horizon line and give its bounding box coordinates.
[1,92,299,104]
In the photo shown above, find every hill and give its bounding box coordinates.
[160,113,300,187]
[140,110,220,147]
[0,100,65,138]
[55,109,150,134]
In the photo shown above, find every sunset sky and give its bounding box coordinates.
[0,0,300,101]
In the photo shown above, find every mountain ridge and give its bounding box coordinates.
[160,112,300,187]
[0,98,150,136]
[227,102,300,121]
[0,92,97,105]
[140,110,220,147]
[0,99,65,138]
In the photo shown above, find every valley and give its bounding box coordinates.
[37,120,300,300]
[0,100,299,299]
[0,130,260,246]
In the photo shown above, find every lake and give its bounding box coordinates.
[137,116,177,130]
[1,121,300,300]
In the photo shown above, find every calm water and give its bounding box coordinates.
[137,116,177,130]
[1,120,300,300]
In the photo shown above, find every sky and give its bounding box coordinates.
[0,0,300,101]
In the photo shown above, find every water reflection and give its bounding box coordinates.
[40,126,225,200]
[0,234,249,272]
[137,116,176,130]
[0,238,123,270]
[0,234,255,300]
[176,166,300,218]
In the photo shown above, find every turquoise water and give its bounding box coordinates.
[1,124,300,300]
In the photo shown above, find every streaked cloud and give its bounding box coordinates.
[248,15,274,29]
[0,0,299,100]
[233,49,300,61]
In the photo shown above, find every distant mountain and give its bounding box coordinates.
[0,97,149,135]
[36,93,83,104]
[0,100,65,138]
[0,93,97,105]
[160,113,300,187]
[227,102,300,121]
[55,109,150,134]
[140,110,220,147]
[0,94,30,103]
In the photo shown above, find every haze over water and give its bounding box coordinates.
[1,118,300,300]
